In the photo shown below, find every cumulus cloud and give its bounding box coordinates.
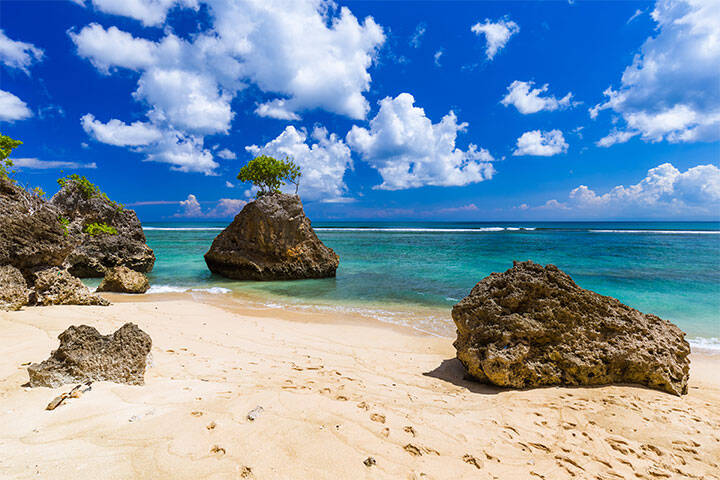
[246,125,353,201]
[81,114,163,146]
[591,0,720,145]
[347,93,495,190]
[0,29,43,74]
[513,129,568,156]
[0,90,33,122]
[501,81,574,114]
[175,194,246,217]
[145,133,218,174]
[534,163,720,217]
[71,1,385,174]
[471,17,519,59]
[11,158,97,170]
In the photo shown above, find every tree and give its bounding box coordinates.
[0,133,22,181]
[237,154,302,196]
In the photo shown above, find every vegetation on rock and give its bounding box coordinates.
[237,155,302,196]
[57,174,124,210]
[0,133,22,181]
[83,222,118,236]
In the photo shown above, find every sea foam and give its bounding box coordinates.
[147,285,231,294]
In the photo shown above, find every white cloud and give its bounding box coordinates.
[71,1,385,174]
[627,8,645,23]
[81,114,163,146]
[11,158,97,170]
[596,129,637,147]
[471,17,519,59]
[590,0,720,145]
[0,90,32,122]
[513,129,568,157]
[410,22,426,48]
[69,24,156,73]
[0,29,43,74]
[175,193,246,217]
[216,148,236,160]
[535,163,720,217]
[145,133,217,174]
[434,49,443,67]
[347,93,495,190]
[246,125,353,201]
[82,0,198,27]
[176,194,203,217]
[225,180,234,188]
[501,80,574,114]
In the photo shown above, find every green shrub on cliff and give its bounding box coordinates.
[83,222,118,236]
[237,155,302,196]
[0,133,22,181]
[57,174,124,211]
[58,216,70,236]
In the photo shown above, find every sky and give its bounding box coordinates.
[1,0,719,221]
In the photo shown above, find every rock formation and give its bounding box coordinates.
[27,323,152,388]
[0,178,74,273]
[452,261,690,395]
[204,193,339,280]
[51,177,155,277]
[0,265,30,311]
[31,267,110,306]
[97,266,150,294]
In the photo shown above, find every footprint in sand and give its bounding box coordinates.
[370,413,386,424]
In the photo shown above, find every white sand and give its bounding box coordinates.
[1,297,718,479]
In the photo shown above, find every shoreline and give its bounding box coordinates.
[110,289,720,354]
[1,296,719,479]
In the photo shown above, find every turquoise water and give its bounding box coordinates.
[141,221,720,348]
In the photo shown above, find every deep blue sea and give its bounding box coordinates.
[138,221,720,350]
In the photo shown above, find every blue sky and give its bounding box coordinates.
[1,0,718,221]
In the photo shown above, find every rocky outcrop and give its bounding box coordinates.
[97,266,150,294]
[204,193,339,280]
[27,323,152,388]
[0,265,30,311]
[31,267,109,306]
[452,261,690,395]
[0,178,74,274]
[51,178,155,277]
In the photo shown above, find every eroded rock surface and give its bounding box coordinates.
[0,178,74,273]
[204,193,339,280]
[0,265,30,311]
[452,261,690,395]
[97,266,150,294]
[27,323,152,388]
[31,267,109,306]
[51,180,155,277]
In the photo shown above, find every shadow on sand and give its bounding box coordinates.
[423,358,502,395]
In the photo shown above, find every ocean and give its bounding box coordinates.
[135,221,720,351]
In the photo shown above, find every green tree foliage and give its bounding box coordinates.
[83,222,118,236]
[237,155,302,196]
[58,216,70,237]
[0,133,22,181]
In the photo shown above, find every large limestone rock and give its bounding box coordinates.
[97,266,150,294]
[51,178,155,277]
[31,267,110,306]
[27,323,152,388]
[0,178,74,274]
[0,265,30,311]
[204,193,339,280]
[452,261,690,395]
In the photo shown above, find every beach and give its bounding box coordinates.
[1,295,718,480]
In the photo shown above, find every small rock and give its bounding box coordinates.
[31,267,109,306]
[27,323,151,388]
[247,405,263,421]
[363,457,376,467]
[96,266,150,294]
